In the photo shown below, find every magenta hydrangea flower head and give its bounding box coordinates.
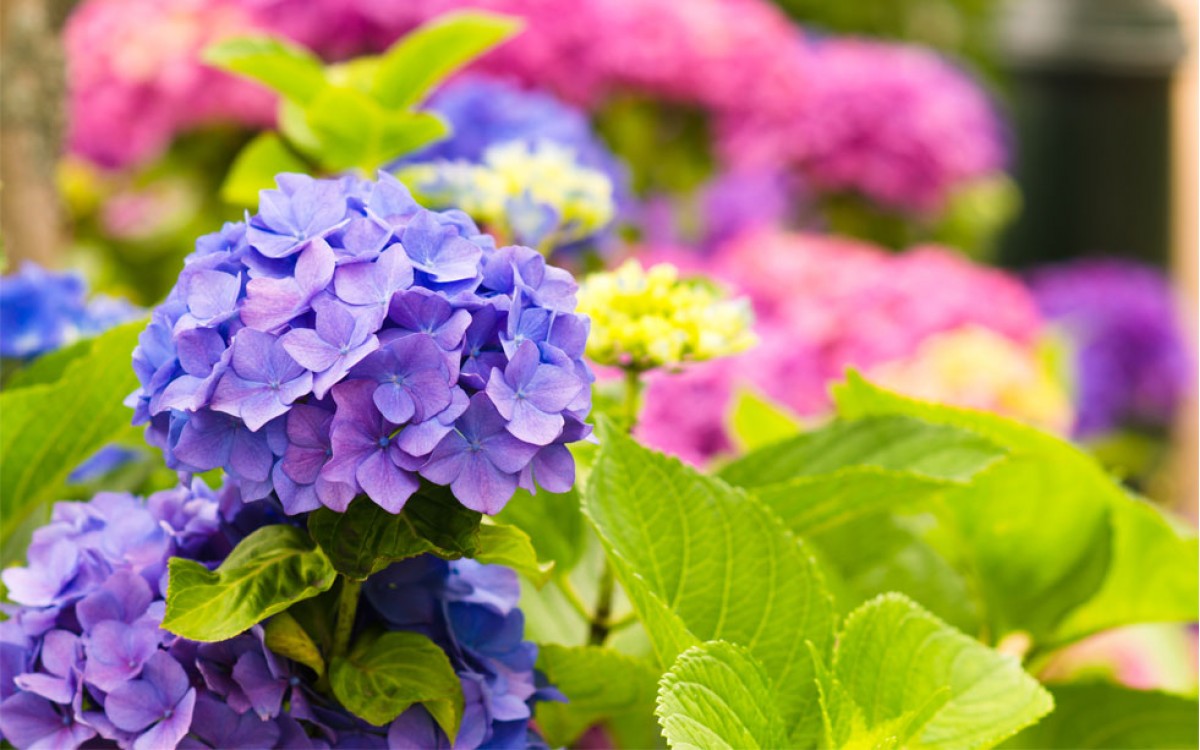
[128,172,593,517]
[722,37,1007,216]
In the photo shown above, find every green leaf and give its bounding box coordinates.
[494,487,587,575]
[371,11,522,109]
[535,644,660,747]
[377,112,450,162]
[3,335,95,390]
[303,86,385,170]
[832,594,1053,750]
[728,388,801,452]
[1001,682,1198,749]
[475,523,553,586]
[0,319,146,552]
[404,484,484,557]
[718,415,1004,490]
[584,419,835,740]
[307,493,481,581]
[656,641,788,750]
[832,373,1198,645]
[162,525,336,641]
[264,611,326,677]
[810,514,981,635]
[221,133,308,207]
[202,35,326,105]
[330,629,464,737]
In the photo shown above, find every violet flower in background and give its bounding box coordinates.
[129,172,592,516]
[0,483,558,749]
[1026,258,1194,438]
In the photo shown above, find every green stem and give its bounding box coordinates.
[587,562,615,646]
[621,368,643,432]
[557,577,593,622]
[331,576,362,660]
[587,369,644,647]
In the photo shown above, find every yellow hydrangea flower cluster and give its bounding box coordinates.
[578,260,757,371]
[867,325,1074,434]
[396,140,615,251]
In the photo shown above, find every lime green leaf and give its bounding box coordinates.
[0,319,146,552]
[1052,497,1199,644]
[371,11,523,110]
[3,335,95,390]
[728,388,801,452]
[377,111,450,161]
[719,415,1004,490]
[832,372,1197,645]
[476,523,553,586]
[304,86,385,170]
[834,594,1053,750]
[584,419,835,740]
[307,493,481,581]
[330,629,463,737]
[221,133,308,207]
[162,525,336,641]
[494,487,587,575]
[535,644,660,747]
[1001,683,1198,749]
[811,514,982,635]
[656,641,788,750]
[264,611,325,677]
[203,35,326,105]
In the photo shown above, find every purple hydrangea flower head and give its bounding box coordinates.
[0,483,557,749]
[130,172,593,517]
[0,263,139,361]
[1026,258,1195,437]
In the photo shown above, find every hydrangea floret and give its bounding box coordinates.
[577,260,755,372]
[128,172,593,516]
[0,483,557,749]
[398,140,616,252]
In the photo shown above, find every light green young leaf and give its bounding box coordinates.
[1000,682,1198,749]
[832,372,1197,645]
[719,415,1004,490]
[304,86,385,170]
[834,594,1053,750]
[162,525,336,642]
[371,11,523,109]
[377,112,450,162]
[475,523,554,586]
[494,486,587,575]
[535,644,660,747]
[221,132,309,207]
[0,319,146,551]
[330,629,464,737]
[585,420,835,741]
[203,35,327,104]
[656,641,788,750]
[264,611,326,677]
[728,388,801,452]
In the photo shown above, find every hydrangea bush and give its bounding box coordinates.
[129,172,593,516]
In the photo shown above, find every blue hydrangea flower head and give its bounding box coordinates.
[128,173,593,517]
[0,263,139,360]
[0,483,558,749]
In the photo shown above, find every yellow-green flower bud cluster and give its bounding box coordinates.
[578,260,756,371]
[396,140,615,251]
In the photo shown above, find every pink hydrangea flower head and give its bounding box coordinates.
[722,38,1007,215]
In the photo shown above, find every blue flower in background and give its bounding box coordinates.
[0,263,138,360]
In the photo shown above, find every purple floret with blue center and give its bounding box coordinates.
[128,172,593,517]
